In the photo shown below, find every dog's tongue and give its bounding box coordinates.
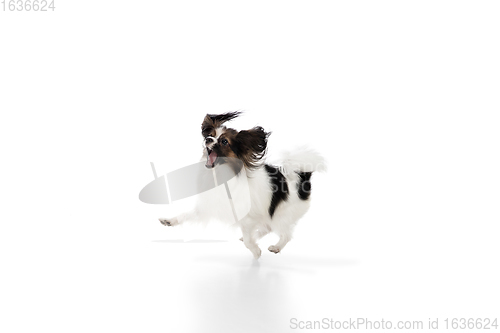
[207,150,217,167]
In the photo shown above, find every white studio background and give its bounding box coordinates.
[1,1,499,332]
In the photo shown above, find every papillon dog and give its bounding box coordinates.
[159,112,326,258]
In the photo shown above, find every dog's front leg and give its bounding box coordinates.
[240,219,262,259]
[159,210,197,227]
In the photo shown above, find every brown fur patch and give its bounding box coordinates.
[201,111,241,137]
[209,128,242,173]
[231,126,270,169]
[215,128,238,157]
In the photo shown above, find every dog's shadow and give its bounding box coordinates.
[182,253,358,332]
[152,239,228,243]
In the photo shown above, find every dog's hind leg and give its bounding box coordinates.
[268,222,295,254]
[239,224,271,242]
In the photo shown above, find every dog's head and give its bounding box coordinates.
[201,112,269,170]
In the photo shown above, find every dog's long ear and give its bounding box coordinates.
[201,111,242,137]
[201,115,215,137]
[232,126,270,169]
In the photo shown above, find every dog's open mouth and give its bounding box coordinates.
[205,148,218,168]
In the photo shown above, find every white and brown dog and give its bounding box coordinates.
[159,112,325,258]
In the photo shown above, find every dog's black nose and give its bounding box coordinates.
[205,137,214,144]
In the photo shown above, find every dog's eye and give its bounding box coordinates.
[221,139,228,146]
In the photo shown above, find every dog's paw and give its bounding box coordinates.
[159,218,177,226]
[268,245,281,254]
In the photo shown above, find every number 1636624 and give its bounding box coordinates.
[2,0,55,11]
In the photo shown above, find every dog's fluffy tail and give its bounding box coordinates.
[278,146,327,176]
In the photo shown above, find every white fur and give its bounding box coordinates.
[159,143,326,259]
[279,146,327,175]
[214,127,223,139]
